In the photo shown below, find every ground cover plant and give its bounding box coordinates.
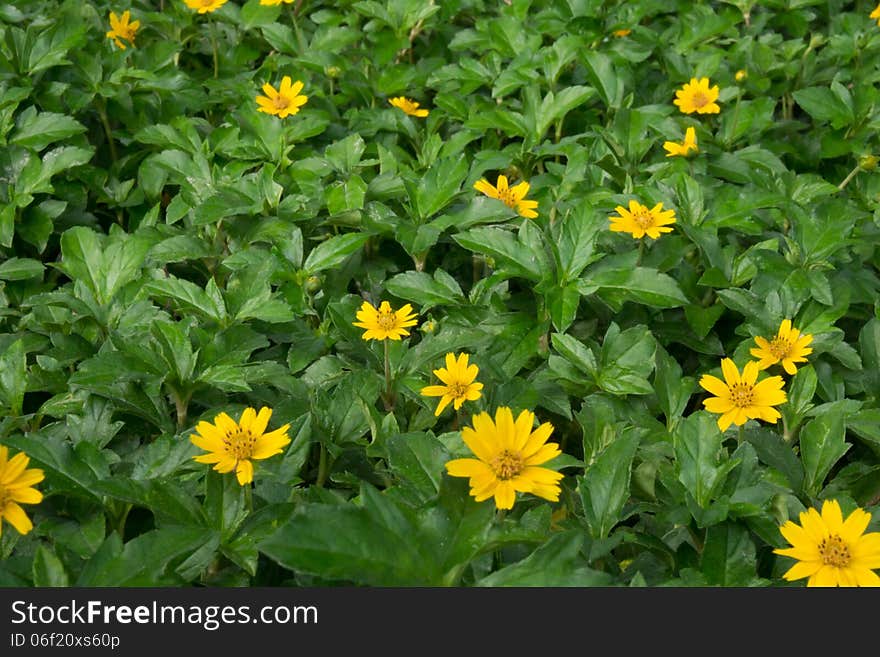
[1,0,879,588]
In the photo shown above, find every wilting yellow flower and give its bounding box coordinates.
[608,200,676,239]
[474,174,538,219]
[775,499,880,587]
[663,126,698,158]
[871,4,880,25]
[191,407,291,486]
[184,0,228,14]
[256,76,308,119]
[389,96,429,118]
[353,300,418,341]
[674,77,721,115]
[699,358,786,431]
[420,353,484,416]
[750,319,814,375]
[106,10,140,50]
[735,69,748,83]
[445,407,564,510]
[0,446,45,538]
[612,29,632,37]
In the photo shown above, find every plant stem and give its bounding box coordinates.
[210,20,219,79]
[383,339,395,410]
[837,165,861,190]
[636,238,645,266]
[315,442,328,487]
[96,97,118,164]
[244,484,253,513]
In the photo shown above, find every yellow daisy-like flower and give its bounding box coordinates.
[388,96,429,118]
[871,4,880,25]
[673,77,721,115]
[663,126,698,158]
[608,200,676,239]
[473,174,538,219]
[445,407,564,511]
[190,407,291,486]
[256,76,308,119]
[0,446,45,538]
[106,10,140,50]
[750,319,814,375]
[184,0,228,14]
[420,353,484,416]
[735,69,748,83]
[352,300,418,341]
[774,499,880,587]
[699,358,787,431]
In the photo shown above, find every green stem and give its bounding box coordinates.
[636,238,645,266]
[243,484,253,513]
[316,442,329,487]
[383,339,395,410]
[288,5,306,53]
[837,165,861,191]
[737,425,744,444]
[96,98,118,164]
[210,20,219,79]
[726,89,743,147]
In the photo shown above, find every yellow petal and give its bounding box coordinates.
[2,503,33,535]
[235,459,254,485]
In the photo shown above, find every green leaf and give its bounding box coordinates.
[792,83,854,129]
[259,484,437,585]
[0,257,45,280]
[578,429,640,539]
[654,344,694,427]
[476,531,612,586]
[585,267,689,309]
[858,318,880,396]
[384,269,464,310]
[325,175,368,214]
[744,427,804,492]
[411,154,469,219]
[597,323,656,396]
[453,226,543,281]
[551,332,597,378]
[700,523,760,586]
[800,411,850,496]
[143,276,227,323]
[386,432,451,503]
[32,544,70,587]
[546,283,580,333]
[0,338,26,415]
[582,51,622,109]
[674,412,739,509]
[302,233,370,274]
[11,110,86,150]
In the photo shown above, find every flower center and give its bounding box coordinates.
[729,382,754,408]
[223,427,257,460]
[497,188,518,210]
[491,449,524,480]
[818,534,851,568]
[633,209,654,229]
[376,310,397,330]
[273,95,291,111]
[768,337,792,359]
[449,382,469,399]
[691,91,708,108]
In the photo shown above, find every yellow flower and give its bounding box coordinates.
[774,499,880,587]
[871,3,880,25]
[389,96,429,117]
[352,300,418,341]
[445,407,564,510]
[699,358,786,431]
[0,446,45,538]
[106,10,140,50]
[184,0,228,14]
[735,69,748,83]
[750,319,814,375]
[612,29,632,37]
[473,174,538,219]
[260,0,295,4]
[662,126,698,158]
[420,353,484,416]
[673,77,721,115]
[191,407,291,486]
[256,76,308,119]
[608,200,676,239]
